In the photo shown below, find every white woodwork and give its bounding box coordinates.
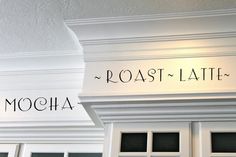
[1,2,236,157]
[80,92,236,126]
[200,122,236,157]
[67,11,236,44]
[21,144,103,157]
[0,144,19,157]
[82,56,236,96]
[0,126,104,144]
[102,122,190,157]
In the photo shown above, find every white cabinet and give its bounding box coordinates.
[2,122,236,157]
[103,121,236,157]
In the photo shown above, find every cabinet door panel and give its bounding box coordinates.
[201,122,236,157]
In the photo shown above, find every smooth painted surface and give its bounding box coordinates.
[82,56,236,96]
[0,89,91,124]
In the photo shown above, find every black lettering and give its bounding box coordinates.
[189,69,199,81]
[49,97,59,111]
[201,68,207,81]
[62,97,74,110]
[34,97,47,111]
[134,70,146,82]
[209,67,215,80]
[148,68,156,82]
[119,70,132,83]
[217,68,223,80]
[18,98,32,112]
[107,70,118,83]
[180,69,186,82]
[159,69,164,82]
[5,98,16,112]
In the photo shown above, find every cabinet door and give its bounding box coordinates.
[201,122,236,157]
[0,144,18,157]
[22,144,103,157]
[111,122,191,157]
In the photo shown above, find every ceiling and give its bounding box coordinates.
[64,0,236,20]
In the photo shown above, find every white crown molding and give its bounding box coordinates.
[0,50,83,59]
[65,9,236,61]
[68,14,236,42]
[0,68,84,76]
[65,8,236,25]
[80,92,236,126]
[81,31,236,46]
[80,91,236,103]
[83,38,236,61]
[0,53,84,73]
[67,13,236,41]
[0,67,85,91]
[0,120,94,128]
[0,125,104,143]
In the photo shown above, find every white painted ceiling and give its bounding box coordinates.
[64,0,236,20]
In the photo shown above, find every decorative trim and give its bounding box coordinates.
[80,31,236,45]
[81,32,236,61]
[80,92,236,125]
[0,120,94,128]
[65,8,236,26]
[0,50,83,59]
[0,68,84,91]
[66,9,236,61]
[0,125,104,143]
[0,68,84,76]
[84,45,236,62]
[80,91,236,103]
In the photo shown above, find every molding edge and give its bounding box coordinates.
[81,31,236,45]
[0,50,83,59]
[0,125,104,143]
[80,92,236,125]
[0,68,84,76]
[65,8,236,26]
[80,91,236,103]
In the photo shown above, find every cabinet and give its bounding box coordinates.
[104,122,236,157]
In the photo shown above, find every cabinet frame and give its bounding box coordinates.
[200,122,236,157]
[0,144,19,157]
[21,144,103,157]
